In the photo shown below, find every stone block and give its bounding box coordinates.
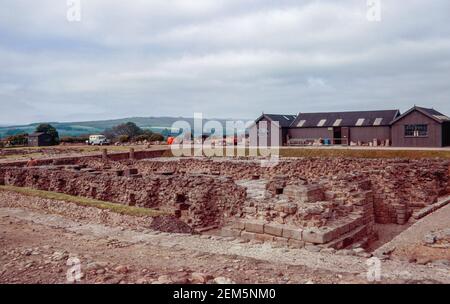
[288,239,305,249]
[282,226,303,241]
[231,220,245,230]
[244,220,265,234]
[264,224,284,237]
[302,228,334,244]
[221,228,241,237]
[283,184,324,203]
[273,237,289,246]
[241,231,257,241]
[255,233,274,242]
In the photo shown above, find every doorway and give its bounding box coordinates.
[341,127,350,146]
[333,127,342,145]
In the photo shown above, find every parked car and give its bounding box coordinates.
[87,135,110,146]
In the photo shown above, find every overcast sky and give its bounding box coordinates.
[1,0,450,125]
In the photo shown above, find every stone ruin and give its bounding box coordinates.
[1,155,449,250]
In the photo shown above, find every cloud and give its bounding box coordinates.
[0,0,450,124]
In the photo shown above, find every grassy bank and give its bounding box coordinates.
[0,185,170,217]
[279,148,450,159]
[163,147,450,159]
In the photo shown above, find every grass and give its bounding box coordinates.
[162,146,450,159]
[279,148,450,159]
[0,144,169,160]
[0,185,170,217]
[2,143,449,161]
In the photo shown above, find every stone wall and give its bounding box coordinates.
[115,157,450,224]
[1,155,449,249]
[0,149,166,169]
[0,165,246,229]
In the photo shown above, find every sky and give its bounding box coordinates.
[1,0,450,125]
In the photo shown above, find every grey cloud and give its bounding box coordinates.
[0,0,450,124]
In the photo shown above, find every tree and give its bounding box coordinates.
[104,122,143,140]
[5,133,28,146]
[35,123,59,145]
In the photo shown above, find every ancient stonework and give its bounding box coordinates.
[1,155,449,250]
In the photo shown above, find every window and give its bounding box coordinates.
[333,119,343,127]
[434,115,450,121]
[317,119,327,127]
[404,124,428,137]
[373,118,383,126]
[355,118,365,126]
[297,120,306,127]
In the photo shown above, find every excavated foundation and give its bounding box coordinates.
[1,155,449,250]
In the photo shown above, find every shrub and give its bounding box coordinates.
[5,133,28,146]
[60,136,89,144]
[118,135,130,143]
[133,134,151,142]
[149,133,164,142]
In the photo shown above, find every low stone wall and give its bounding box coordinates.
[0,165,246,229]
[0,149,166,169]
[222,214,371,249]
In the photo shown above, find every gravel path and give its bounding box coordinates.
[1,195,449,283]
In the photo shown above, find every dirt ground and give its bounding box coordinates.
[374,197,450,263]
[1,191,449,284]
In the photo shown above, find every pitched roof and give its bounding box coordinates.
[255,114,297,128]
[291,109,400,128]
[391,106,450,124]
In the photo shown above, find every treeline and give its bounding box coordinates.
[0,123,60,147]
[104,122,164,143]
[1,122,165,147]
[59,122,165,144]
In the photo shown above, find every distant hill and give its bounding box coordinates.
[0,116,249,138]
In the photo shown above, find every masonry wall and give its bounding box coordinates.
[123,158,450,224]
[0,166,246,229]
[0,149,166,169]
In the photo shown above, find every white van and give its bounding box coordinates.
[87,135,110,146]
